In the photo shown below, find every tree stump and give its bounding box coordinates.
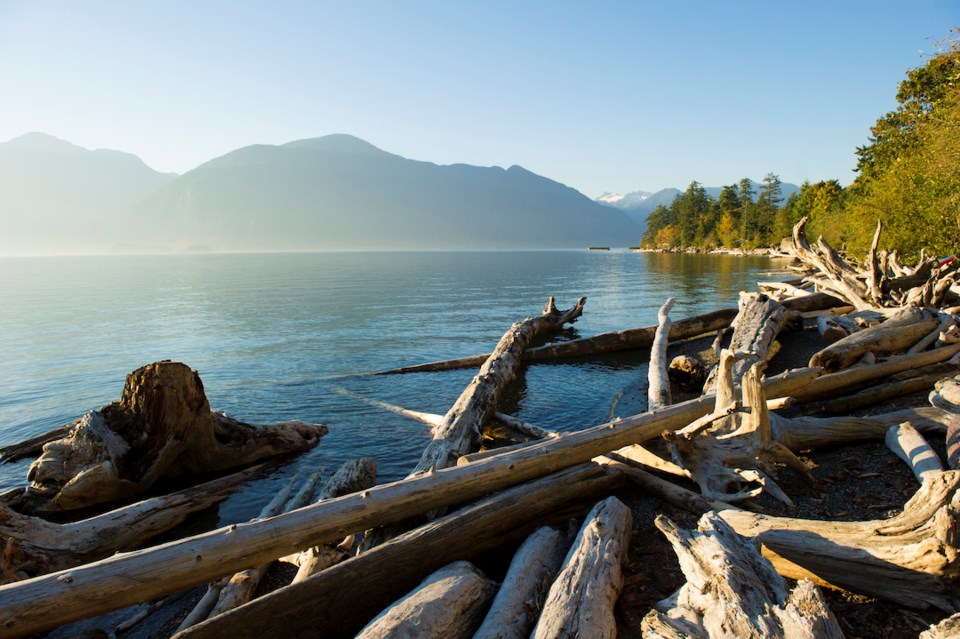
[10,361,326,513]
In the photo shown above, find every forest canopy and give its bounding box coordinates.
[641,29,959,261]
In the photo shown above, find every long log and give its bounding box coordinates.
[642,513,843,639]
[355,561,497,639]
[647,297,674,411]
[174,463,622,639]
[473,526,571,639]
[370,293,843,376]
[0,467,256,583]
[885,422,945,484]
[0,367,820,639]
[809,307,939,372]
[413,297,585,474]
[531,497,633,639]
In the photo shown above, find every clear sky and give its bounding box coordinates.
[0,1,956,197]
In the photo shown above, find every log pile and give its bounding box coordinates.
[5,248,960,639]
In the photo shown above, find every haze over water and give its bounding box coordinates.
[0,250,789,521]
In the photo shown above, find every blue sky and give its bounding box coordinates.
[0,1,955,197]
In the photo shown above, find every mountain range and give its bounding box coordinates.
[0,133,641,255]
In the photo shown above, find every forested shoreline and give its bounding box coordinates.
[642,30,959,260]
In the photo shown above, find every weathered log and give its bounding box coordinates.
[816,314,851,344]
[928,376,960,470]
[815,365,960,415]
[772,407,950,451]
[173,463,622,639]
[531,496,632,639]
[885,422,945,484]
[642,513,843,639]
[922,612,960,638]
[369,293,843,376]
[413,297,585,475]
[720,470,960,611]
[0,467,255,583]
[809,307,939,372]
[289,458,377,583]
[792,342,960,403]
[648,297,675,411]
[703,292,787,392]
[8,362,326,514]
[0,367,820,638]
[668,355,705,391]
[473,526,571,639]
[355,561,497,639]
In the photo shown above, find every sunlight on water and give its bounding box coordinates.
[0,250,790,522]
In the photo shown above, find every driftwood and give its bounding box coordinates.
[173,463,622,639]
[0,467,255,583]
[6,362,326,514]
[412,296,585,475]
[809,307,939,372]
[531,496,633,639]
[355,561,497,639]
[720,469,960,611]
[642,513,843,639]
[929,376,960,470]
[370,292,843,376]
[667,353,813,505]
[703,292,788,392]
[648,297,675,411]
[289,458,377,582]
[885,422,945,483]
[814,361,960,415]
[0,368,821,638]
[668,355,705,391]
[922,612,960,638]
[0,426,71,465]
[473,526,571,639]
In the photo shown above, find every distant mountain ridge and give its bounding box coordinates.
[596,181,801,228]
[0,133,642,254]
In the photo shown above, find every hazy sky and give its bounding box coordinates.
[1,1,955,197]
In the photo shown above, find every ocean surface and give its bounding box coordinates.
[0,250,790,523]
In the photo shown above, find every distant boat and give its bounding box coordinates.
[587,246,611,251]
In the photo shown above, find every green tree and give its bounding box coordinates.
[738,177,756,247]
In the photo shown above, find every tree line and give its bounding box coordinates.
[642,29,959,261]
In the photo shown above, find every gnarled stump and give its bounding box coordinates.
[10,361,326,514]
[642,513,843,639]
[703,292,787,393]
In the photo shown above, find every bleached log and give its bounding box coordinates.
[7,361,326,514]
[412,297,585,475]
[370,293,844,376]
[885,422,945,484]
[648,297,675,411]
[703,292,787,392]
[642,513,843,639]
[290,458,377,583]
[759,280,813,298]
[809,307,939,372]
[816,314,851,344]
[929,376,960,470]
[174,581,226,634]
[0,367,820,639]
[720,470,960,611]
[0,467,255,583]
[173,463,622,639]
[815,364,960,415]
[771,407,950,451]
[910,315,958,354]
[355,561,497,639]
[474,527,571,639]
[531,496,632,639]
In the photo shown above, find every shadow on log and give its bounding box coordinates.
[4,361,327,515]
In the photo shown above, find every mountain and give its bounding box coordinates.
[129,134,642,252]
[597,181,801,228]
[0,133,177,254]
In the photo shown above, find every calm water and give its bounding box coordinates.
[0,250,789,522]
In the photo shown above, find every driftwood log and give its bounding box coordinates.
[929,376,960,470]
[885,422,945,484]
[355,561,497,639]
[0,467,255,583]
[370,292,843,376]
[473,526,571,639]
[922,612,960,638]
[531,496,633,639]
[174,463,622,639]
[642,513,843,639]
[6,361,326,514]
[647,297,675,411]
[809,307,939,372]
[719,470,960,611]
